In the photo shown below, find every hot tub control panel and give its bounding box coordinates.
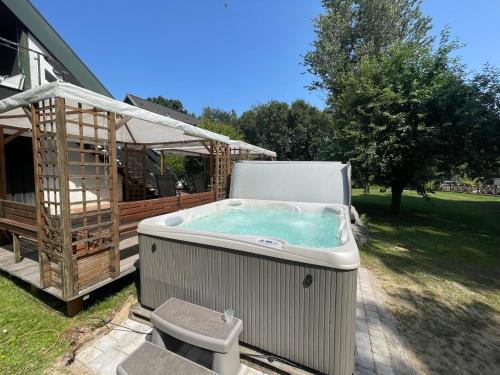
[257,238,284,249]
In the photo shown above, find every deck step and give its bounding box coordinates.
[117,341,216,375]
[129,302,153,327]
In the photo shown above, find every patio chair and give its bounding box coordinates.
[193,174,206,193]
[156,175,177,198]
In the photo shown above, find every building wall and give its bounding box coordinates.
[5,136,123,206]
[27,34,58,87]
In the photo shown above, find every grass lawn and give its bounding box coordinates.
[353,189,500,374]
[0,273,136,375]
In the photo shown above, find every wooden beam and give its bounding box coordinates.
[0,124,30,131]
[124,122,136,143]
[4,129,26,145]
[121,139,215,146]
[55,97,77,299]
[31,102,51,288]
[209,141,214,192]
[160,150,164,175]
[108,111,121,278]
[124,143,129,201]
[215,142,220,200]
[13,234,21,263]
[142,144,147,200]
[22,106,32,124]
[66,296,84,317]
[116,116,131,130]
[0,114,28,119]
[201,141,211,153]
[0,127,6,218]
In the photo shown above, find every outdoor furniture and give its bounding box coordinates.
[193,174,206,193]
[116,341,216,375]
[151,298,243,375]
[156,175,177,197]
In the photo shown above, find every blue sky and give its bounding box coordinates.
[32,0,500,115]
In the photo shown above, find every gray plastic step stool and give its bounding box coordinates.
[151,298,243,375]
[116,341,216,375]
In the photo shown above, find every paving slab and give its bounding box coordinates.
[355,267,400,375]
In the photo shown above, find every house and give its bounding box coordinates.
[123,94,202,195]
[0,0,113,204]
[124,94,200,126]
[0,0,111,98]
[0,1,275,315]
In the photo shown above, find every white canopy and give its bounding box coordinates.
[0,81,229,144]
[154,139,276,158]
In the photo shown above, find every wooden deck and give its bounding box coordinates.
[0,236,139,301]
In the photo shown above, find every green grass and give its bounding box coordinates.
[0,274,136,375]
[353,189,500,373]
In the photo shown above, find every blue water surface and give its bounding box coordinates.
[179,207,340,248]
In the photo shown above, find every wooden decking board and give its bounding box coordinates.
[0,236,139,301]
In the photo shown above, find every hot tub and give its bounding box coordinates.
[138,198,359,375]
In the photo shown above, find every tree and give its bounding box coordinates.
[304,0,480,213]
[201,107,238,125]
[288,100,334,160]
[239,101,292,159]
[147,96,189,114]
[304,0,432,106]
[239,100,333,161]
[466,65,500,178]
[200,118,243,140]
[333,37,463,213]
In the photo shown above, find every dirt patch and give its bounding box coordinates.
[48,294,136,374]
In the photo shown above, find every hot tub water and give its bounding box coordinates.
[178,207,341,248]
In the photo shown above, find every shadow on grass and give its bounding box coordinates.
[354,191,500,373]
[354,192,500,294]
[0,269,138,317]
[383,287,500,374]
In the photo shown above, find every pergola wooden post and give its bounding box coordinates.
[209,141,230,200]
[124,143,147,201]
[30,97,121,301]
[0,127,6,218]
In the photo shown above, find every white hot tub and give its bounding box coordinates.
[138,198,359,270]
[138,197,360,375]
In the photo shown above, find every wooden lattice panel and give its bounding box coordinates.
[211,142,230,200]
[31,98,62,288]
[31,98,120,299]
[124,143,146,201]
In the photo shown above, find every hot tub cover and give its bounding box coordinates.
[230,161,351,205]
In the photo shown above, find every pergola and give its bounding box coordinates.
[0,81,261,305]
[154,140,276,191]
[154,140,276,159]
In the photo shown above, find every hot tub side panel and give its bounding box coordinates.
[139,234,357,375]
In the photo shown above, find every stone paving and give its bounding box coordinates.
[355,267,397,375]
[74,266,397,375]
[73,319,262,375]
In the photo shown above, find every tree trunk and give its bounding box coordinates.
[390,183,404,214]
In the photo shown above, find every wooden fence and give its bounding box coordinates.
[439,182,500,195]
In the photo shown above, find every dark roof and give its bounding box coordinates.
[0,85,21,100]
[2,0,112,97]
[124,94,200,126]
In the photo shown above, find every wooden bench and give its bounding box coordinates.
[0,191,217,262]
[0,200,37,262]
[118,195,181,236]
[119,191,216,236]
